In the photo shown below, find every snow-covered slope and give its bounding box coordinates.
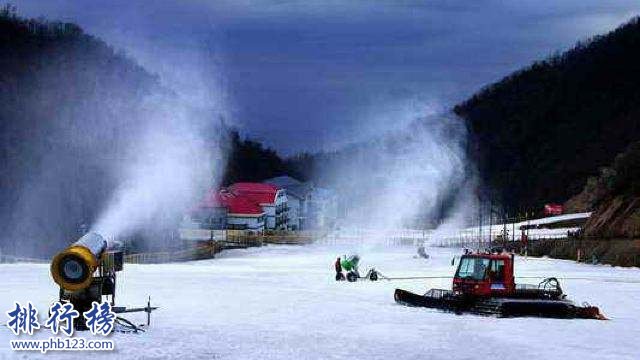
[1,244,638,359]
[439,212,593,243]
[520,212,591,226]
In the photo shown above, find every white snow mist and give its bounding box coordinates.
[316,105,475,235]
[91,95,221,241]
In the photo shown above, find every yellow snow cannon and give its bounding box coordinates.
[50,232,108,292]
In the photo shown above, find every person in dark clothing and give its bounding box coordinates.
[335,257,345,281]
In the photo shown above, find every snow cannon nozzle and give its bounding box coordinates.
[50,232,109,292]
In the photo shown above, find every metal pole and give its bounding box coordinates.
[524,211,531,259]
[503,211,507,248]
[478,199,482,252]
[489,199,493,246]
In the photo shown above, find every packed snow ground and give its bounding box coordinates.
[1,244,639,359]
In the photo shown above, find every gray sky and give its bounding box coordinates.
[15,1,640,154]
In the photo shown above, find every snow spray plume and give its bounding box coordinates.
[0,12,226,257]
[91,94,222,244]
[315,106,476,242]
[91,33,228,246]
[428,176,479,245]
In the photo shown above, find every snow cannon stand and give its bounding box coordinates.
[50,232,158,332]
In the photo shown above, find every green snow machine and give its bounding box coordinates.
[339,254,379,282]
[341,255,361,282]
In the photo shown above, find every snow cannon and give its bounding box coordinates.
[50,232,156,332]
[341,255,360,282]
[336,254,379,282]
[50,232,109,291]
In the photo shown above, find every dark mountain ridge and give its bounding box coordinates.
[455,16,640,213]
[0,8,294,256]
[0,7,160,256]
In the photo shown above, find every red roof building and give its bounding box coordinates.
[192,182,288,231]
[228,182,280,205]
[191,188,266,232]
[228,182,288,230]
[202,189,263,215]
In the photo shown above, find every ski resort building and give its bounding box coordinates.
[228,182,288,230]
[191,189,266,232]
[185,182,288,234]
[218,189,267,231]
[263,176,313,230]
[263,176,338,230]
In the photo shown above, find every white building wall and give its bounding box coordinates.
[263,190,289,230]
[262,205,275,229]
[287,196,301,230]
[227,214,265,232]
[276,190,288,230]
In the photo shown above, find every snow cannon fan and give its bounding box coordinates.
[50,232,157,331]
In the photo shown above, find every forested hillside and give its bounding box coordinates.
[222,130,300,185]
[455,17,640,213]
[0,7,161,256]
[566,141,640,237]
[0,8,295,256]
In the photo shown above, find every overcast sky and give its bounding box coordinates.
[15,1,640,154]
